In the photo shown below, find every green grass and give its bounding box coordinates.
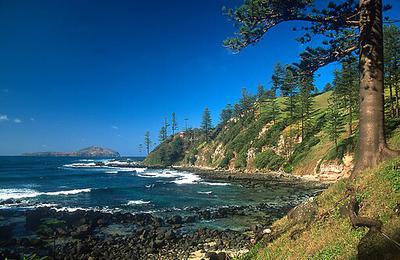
[242,158,400,259]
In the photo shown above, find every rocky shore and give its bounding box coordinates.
[0,199,302,260]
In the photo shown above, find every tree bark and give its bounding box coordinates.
[353,0,399,174]
[348,105,353,136]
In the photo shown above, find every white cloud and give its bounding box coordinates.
[112,125,119,130]
[0,114,9,122]
[14,118,22,123]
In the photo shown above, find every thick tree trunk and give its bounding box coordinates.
[354,0,398,174]
[348,105,353,136]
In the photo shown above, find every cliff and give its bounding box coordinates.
[144,91,400,183]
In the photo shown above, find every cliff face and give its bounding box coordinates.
[145,91,349,181]
[23,146,120,158]
[144,91,400,182]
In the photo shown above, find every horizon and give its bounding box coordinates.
[1,0,399,156]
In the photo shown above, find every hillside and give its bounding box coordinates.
[242,158,400,259]
[145,90,368,182]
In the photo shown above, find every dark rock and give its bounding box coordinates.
[358,229,400,259]
[0,223,15,240]
[287,197,317,224]
[168,215,182,225]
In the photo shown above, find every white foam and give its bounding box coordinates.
[138,169,201,185]
[0,188,92,201]
[201,182,231,186]
[126,200,151,206]
[44,188,91,196]
[197,191,213,195]
[63,162,99,168]
[0,188,40,200]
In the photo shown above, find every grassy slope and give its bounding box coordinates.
[242,156,400,259]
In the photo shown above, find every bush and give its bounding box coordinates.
[325,136,356,161]
[254,150,285,171]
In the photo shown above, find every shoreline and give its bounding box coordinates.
[144,164,328,189]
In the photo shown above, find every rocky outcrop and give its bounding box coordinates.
[23,146,120,158]
[317,154,354,182]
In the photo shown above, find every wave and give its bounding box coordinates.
[201,182,231,186]
[197,191,213,195]
[138,169,201,185]
[0,188,92,201]
[126,200,151,206]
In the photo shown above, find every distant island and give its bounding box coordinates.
[23,146,120,158]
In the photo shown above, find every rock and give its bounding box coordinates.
[262,228,272,234]
[287,197,317,224]
[0,223,15,240]
[168,215,182,225]
[358,229,400,259]
[206,251,228,260]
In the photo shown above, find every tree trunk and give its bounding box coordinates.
[354,0,398,174]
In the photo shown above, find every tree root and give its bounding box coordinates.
[347,193,382,231]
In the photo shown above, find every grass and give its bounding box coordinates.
[241,158,400,259]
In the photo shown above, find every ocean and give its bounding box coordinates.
[0,156,319,231]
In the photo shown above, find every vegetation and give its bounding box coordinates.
[240,158,400,259]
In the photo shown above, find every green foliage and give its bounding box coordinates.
[325,136,356,161]
[219,150,234,168]
[380,161,400,192]
[290,136,320,165]
[220,104,233,124]
[145,137,185,166]
[325,94,346,150]
[201,107,212,142]
[254,150,285,171]
[253,121,286,149]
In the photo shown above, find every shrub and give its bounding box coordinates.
[254,150,285,171]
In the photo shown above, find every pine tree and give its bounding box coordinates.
[144,131,151,155]
[325,95,345,153]
[256,84,265,100]
[171,112,178,135]
[239,88,256,115]
[281,66,298,122]
[223,0,398,172]
[334,60,359,136]
[164,118,169,137]
[159,126,167,143]
[384,25,400,117]
[295,73,315,140]
[201,107,212,143]
[220,104,233,124]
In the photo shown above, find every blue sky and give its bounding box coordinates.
[0,0,399,156]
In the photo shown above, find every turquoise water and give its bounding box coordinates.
[0,156,319,229]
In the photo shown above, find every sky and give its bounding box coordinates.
[0,0,399,156]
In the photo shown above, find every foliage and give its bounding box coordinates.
[201,107,212,142]
[325,94,346,151]
[171,112,178,135]
[220,104,233,124]
[325,135,356,162]
[144,131,151,155]
[254,150,285,171]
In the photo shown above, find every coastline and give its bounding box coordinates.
[145,164,327,188]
